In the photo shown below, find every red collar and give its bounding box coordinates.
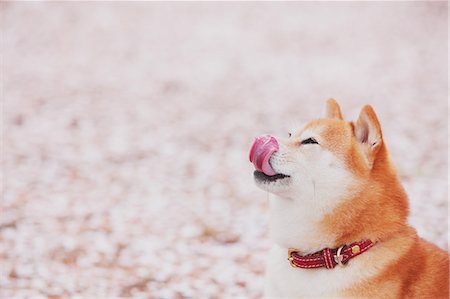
[287,240,375,269]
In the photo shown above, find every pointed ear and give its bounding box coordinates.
[326,98,343,120]
[355,105,383,168]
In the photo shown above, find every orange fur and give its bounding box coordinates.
[310,101,448,298]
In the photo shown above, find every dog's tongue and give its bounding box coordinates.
[249,135,278,176]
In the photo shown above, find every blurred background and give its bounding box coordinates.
[1,2,447,298]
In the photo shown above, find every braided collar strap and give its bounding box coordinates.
[287,240,374,269]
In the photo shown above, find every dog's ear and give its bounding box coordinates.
[326,98,343,120]
[355,105,383,168]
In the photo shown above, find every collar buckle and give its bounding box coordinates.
[333,245,345,267]
[287,248,299,268]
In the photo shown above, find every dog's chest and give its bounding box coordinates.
[264,245,368,297]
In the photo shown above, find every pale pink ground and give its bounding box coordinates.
[1,2,448,298]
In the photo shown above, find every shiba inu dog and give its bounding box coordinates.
[249,99,449,298]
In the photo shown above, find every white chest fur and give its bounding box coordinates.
[264,244,379,298]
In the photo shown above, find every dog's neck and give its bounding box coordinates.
[269,193,342,254]
[268,172,409,255]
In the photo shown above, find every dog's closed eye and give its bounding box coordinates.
[301,137,319,145]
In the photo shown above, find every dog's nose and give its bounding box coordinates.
[249,135,279,176]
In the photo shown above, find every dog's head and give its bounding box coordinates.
[250,99,383,201]
[250,99,408,251]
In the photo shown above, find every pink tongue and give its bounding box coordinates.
[249,135,279,176]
